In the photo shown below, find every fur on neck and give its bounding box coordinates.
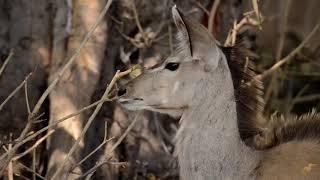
[175,53,261,180]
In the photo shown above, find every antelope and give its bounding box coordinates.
[117,6,320,180]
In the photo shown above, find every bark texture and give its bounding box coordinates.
[46,0,108,178]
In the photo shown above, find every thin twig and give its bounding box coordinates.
[292,94,320,104]
[264,0,292,103]
[32,149,36,180]
[0,96,115,162]
[0,73,32,112]
[208,0,221,33]
[253,22,320,81]
[194,1,210,16]
[224,17,260,46]
[24,80,31,114]
[80,160,128,179]
[31,0,113,117]
[0,0,114,175]
[71,137,114,170]
[79,112,142,178]
[12,130,54,161]
[51,66,134,179]
[287,84,309,112]
[17,162,46,180]
[51,70,118,178]
[108,111,142,153]
[0,49,14,79]
[71,122,112,170]
[131,1,144,36]
[8,134,13,180]
[13,173,30,180]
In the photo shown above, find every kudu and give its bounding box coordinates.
[118,6,320,180]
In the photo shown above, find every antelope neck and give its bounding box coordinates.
[175,72,261,180]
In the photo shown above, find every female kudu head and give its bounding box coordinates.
[118,6,233,118]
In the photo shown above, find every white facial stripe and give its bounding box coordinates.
[162,98,168,104]
[172,82,180,93]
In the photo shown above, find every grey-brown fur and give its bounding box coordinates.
[253,111,320,149]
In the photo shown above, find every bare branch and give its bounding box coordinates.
[71,137,115,170]
[0,96,114,166]
[72,122,114,170]
[264,0,292,103]
[8,134,13,180]
[24,80,31,114]
[51,66,136,179]
[0,0,114,175]
[224,17,260,46]
[80,160,127,179]
[131,1,144,36]
[79,112,142,178]
[194,1,210,16]
[32,148,36,180]
[253,22,320,81]
[208,0,221,33]
[293,94,320,104]
[12,130,54,161]
[17,162,46,180]
[0,49,14,79]
[0,73,32,112]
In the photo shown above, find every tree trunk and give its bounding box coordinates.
[46,0,108,178]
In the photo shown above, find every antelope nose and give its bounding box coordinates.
[117,87,127,97]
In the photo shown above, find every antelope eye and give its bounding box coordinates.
[165,62,180,71]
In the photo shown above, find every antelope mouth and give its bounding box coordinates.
[118,98,147,111]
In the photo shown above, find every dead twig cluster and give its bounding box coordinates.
[224,17,261,47]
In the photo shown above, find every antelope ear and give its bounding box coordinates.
[172,6,221,69]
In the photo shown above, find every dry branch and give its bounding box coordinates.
[194,1,210,16]
[253,22,320,81]
[12,130,54,161]
[0,0,114,175]
[224,17,260,47]
[24,80,31,114]
[0,63,136,178]
[0,73,32,112]
[51,65,138,179]
[79,112,142,179]
[71,137,115,170]
[17,162,46,180]
[0,49,14,79]
[264,0,292,103]
[0,96,115,171]
[293,94,320,104]
[208,0,221,33]
[7,136,13,180]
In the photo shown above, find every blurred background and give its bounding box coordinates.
[0,0,319,179]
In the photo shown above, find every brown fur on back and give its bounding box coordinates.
[221,45,265,141]
[222,44,320,179]
[254,112,320,179]
[256,140,320,180]
[253,111,320,149]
